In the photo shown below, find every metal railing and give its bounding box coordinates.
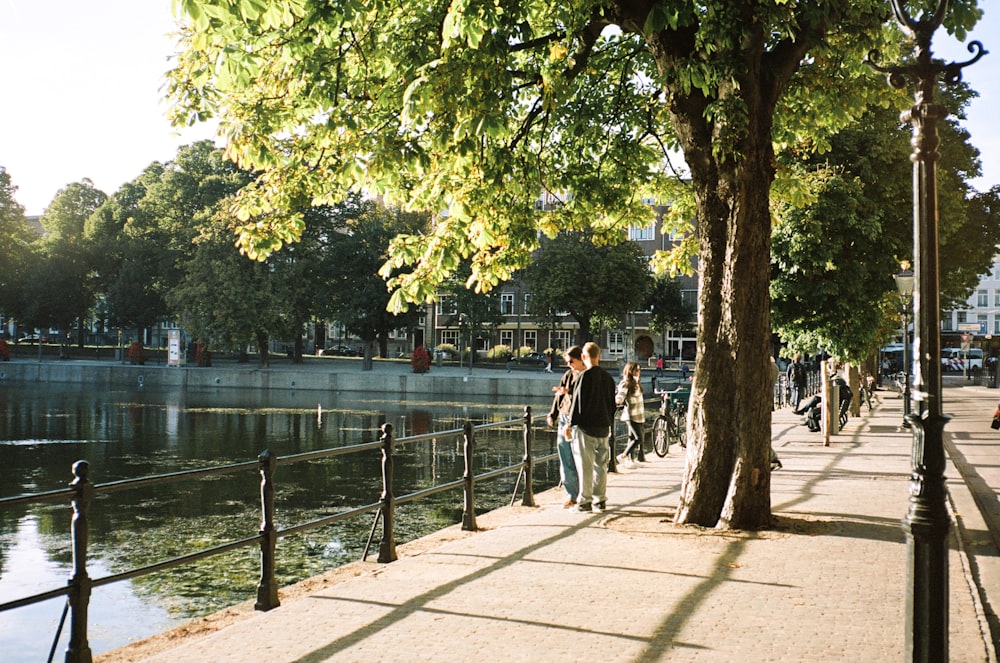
[0,404,644,663]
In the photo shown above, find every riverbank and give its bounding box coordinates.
[0,354,686,400]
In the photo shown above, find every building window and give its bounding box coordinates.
[500,330,513,348]
[523,293,533,316]
[607,332,625,354]
[995,317,1000,335]
[440,330,459,347]
[437,296,457,316]
[941,313,954,331]
[501,293,514,315]
[994,289,1000,307]
[627,223,654,241]
[977,289,989,307]
[553,330,571,351]
[979,314,988,331]
[957,311,967,325]
[681,290,697,314]
[523,330,537,350]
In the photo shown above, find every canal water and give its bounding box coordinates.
[0,383,560,662]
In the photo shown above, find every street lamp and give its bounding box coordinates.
[868,3,984,660]
[894,267,914,428]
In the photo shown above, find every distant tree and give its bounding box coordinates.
[324,199,428,369]
[27,180,108,345]
[0,168,32,322]
[168,209,286,366]
[86,166,169,338]
[523,233,651,344]
[41,179,107,242]
[771,87,1000,362]
[441,262,505,363]
[646,274,695,339]
[87,143,253,342]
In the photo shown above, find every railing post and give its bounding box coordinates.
[65,460,93,663]
[521,406,535,506]
[255,449,279,611]
[461,421,478,531]
[378,423,397,563]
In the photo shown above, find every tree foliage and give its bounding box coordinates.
[316,198,427,367]
[167,0,982,529]
[13,180,110,342]
[523,232,651,344]
[0,168,31,318]
[646,274,695,337]
[88,142,255,340]
[772,85,1000,362]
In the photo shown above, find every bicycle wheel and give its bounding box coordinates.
[671,408,687,448]
[652,417,670,456]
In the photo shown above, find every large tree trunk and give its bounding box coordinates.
[660,33,777,530]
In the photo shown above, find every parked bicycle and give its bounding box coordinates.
[652,386,690,456]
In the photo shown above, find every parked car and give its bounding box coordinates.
[325,344,359,357]
[17,334,48,343]
[511,351,548,366]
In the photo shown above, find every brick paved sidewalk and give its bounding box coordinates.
[110,386,998,662]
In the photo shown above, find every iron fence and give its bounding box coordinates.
[0,404,646,663]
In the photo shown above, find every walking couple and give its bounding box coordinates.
[546,342,617,513]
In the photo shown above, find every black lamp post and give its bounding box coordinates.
[868,2,985,660]
[894,268,914,428]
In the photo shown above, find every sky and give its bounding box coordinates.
[0,2,998,218]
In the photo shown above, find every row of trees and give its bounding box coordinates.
[0,142,430,367]
[0,143,695,368]
[2,92,996,371]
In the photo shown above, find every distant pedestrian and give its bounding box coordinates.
[786,353,807,411]
[567,342,616,513]
[544,352,554,373]
[655,355,663,378]
[681,362,689,381]
[547,346,584,508]
[615,361,645,467]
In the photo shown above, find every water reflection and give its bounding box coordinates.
[0,384,557,661]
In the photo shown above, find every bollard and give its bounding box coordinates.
[377,423,397,563]
[255,449,279,611]
[520,406,535,506]
[66,460,94,663]
[461,421,478,531]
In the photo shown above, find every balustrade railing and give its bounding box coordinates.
[1,403,644,663]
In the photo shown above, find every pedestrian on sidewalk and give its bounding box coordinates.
[547,346,584,508]
[786,353,807,410]
[615,361,646,467]
[566,342,616,513]
[543,352,554,373]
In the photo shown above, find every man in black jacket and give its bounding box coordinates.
[566,342,616,513]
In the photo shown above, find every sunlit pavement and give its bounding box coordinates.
[101,377,999,662]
